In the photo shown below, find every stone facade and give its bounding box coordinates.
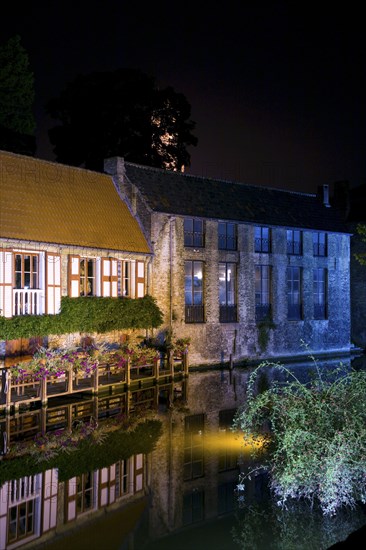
[105,158,352,367]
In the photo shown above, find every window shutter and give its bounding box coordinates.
[68,255,80,297]
[0,249,13,317]
[111,259,118,297]
[135,261,145,298]
[101,258,111,297]
[46,253,61,314]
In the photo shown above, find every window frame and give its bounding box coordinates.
[254,226,271,253]
[313,267,327,319]
[313,232,327,256]
[184,218,205,248]
[185,260,204,323]
[287,266,302,320]
[255,265,271,320]
[219,262,237,322]
[14,253,39,289]
[218,222,237,250]
[286,229,302,255]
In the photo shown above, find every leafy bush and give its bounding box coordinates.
[0,294,163,340]
[233,355,366,516]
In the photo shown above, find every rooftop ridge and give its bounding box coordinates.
[124,160,316,198]
[0,149,108,179]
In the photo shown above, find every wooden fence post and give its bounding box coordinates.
[5,371,11,413]
[183,348,189,376]
[154,354,159,382]
[67,367,73,394]
[40,377,47,406]
[126,357,131,387]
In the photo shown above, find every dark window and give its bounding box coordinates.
[185,261,204,323]
[255,265,271,320]
[287,229,302,255]
[313,268,327,319]
[218,222,237,250]
[313,232,327,256]
[218,481,237,515]
[219,263,237,322]
[183,489,204,525]
[8,500,35,543]
[184,219,205,247]
[218,409,238,472]
[254,226,271,253]
[183,414,205,481]
[287,267,302,320]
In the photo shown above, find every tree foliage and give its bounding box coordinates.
[46,68,198,171]
[233,356,366,516]
[0,34,35,135]
[354,224,366,265]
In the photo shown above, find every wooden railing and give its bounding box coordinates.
[13,289,43,315]
[0,350,189,411]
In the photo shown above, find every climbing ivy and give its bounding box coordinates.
[0,295,163,340]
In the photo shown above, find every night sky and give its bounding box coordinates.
[2,2,365,194]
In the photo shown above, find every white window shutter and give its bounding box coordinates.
[46,253,61,314]
[0,250,13,317]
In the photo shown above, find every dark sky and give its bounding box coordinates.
[2,2,365,194]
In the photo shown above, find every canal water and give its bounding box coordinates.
[0,353,365,550]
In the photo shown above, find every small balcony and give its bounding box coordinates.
[287,303,302,320]
[314,303,327,320]
[219,305,237,323]
[185,305,205,323]
[13,289,44,316]
[255,303,271,321]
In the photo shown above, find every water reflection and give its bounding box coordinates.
[0,354,365,549]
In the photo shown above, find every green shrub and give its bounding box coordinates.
[0,294,163,340]
[233,355,366,516]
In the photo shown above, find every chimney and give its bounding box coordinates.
[318,184,330,207]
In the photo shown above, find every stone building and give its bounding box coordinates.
[105,157,352,366]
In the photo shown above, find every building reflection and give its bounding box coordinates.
[0,355,363,549]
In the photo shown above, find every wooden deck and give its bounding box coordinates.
[0,353,189,413]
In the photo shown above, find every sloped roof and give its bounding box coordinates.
[0,151,150,253]
[124,162,349,233]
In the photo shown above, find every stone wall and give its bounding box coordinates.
[149,214,351,366]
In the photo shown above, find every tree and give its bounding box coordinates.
[354,224,366,265]
[46,68,198,171]
[0,34,36,155]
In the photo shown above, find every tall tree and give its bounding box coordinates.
[0,34,36,155]
[46,68,198,171]
[355,224,366,265]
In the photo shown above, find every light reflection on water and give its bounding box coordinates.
[0,353,365,550]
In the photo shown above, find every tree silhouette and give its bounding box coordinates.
[46,68,198,171]
[0,34,36,155]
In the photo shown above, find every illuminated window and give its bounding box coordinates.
[185,261,204,323]
[14,253,38,289]
[219,263,237,322]
[80,258,95,296]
